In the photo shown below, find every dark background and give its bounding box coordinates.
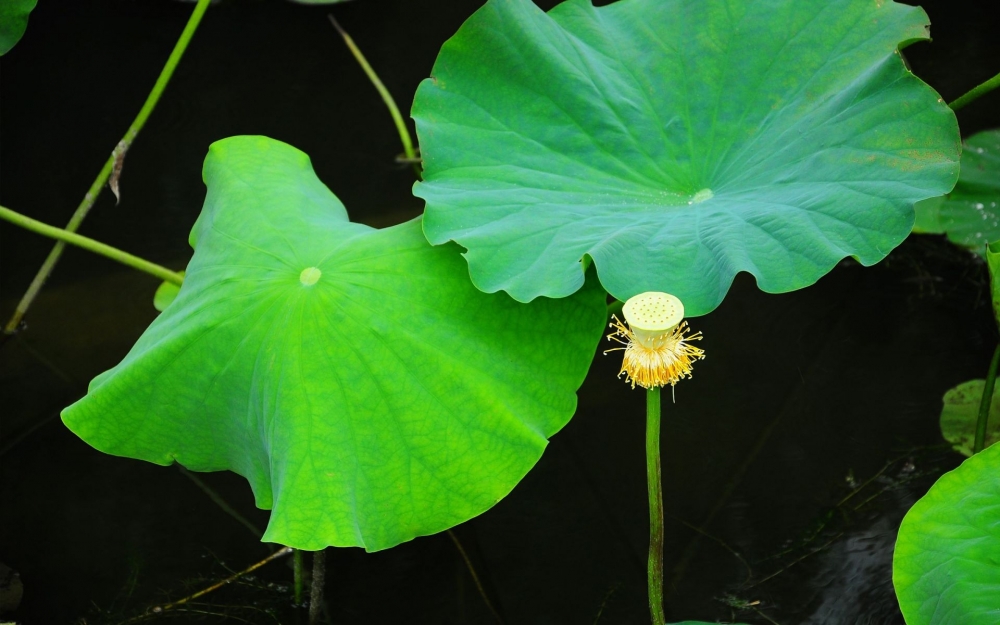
[1,0,999,623]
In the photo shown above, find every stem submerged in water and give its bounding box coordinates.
[646,386,665,625]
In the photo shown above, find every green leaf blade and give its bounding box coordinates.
[894,443,1000,624]
[0,0,37,56]
[414,0,960,314]
[911,130,1000,250]
[989,240,1000,328]
[63,136,606,552]
[939,379,1000,457]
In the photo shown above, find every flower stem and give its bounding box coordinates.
[646,386,666,625]
[949,70,1000,112]
[3,0,211,336]
[974,343,1000,453]
[0,204,184,286]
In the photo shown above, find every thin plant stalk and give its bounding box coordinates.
[974,343,1000,453]
[328,14,420,176]
[293,549,305,606]
[3,0,212,336]
[309,549,327,625]
[646,386,666,625]
[447,529,505,624]
[0,205,184,286]
[949,70,1000,112]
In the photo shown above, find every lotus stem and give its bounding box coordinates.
[647,386,666,625]
[293,549,305,606]
[0,205,184,286]
[3,0,211,336]
[949,70,1000,111]
[974,343,1000,453]
[309,549,326,624]
[328,14,420,176]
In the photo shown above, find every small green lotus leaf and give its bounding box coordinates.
[62,136,606,552]
[893,442,1000,624]
[153,272,185,312]
[911,130,1000,249]
[990,241,1000,329]
[0,0,36,55]
[939,379,1000,457]
[413,0,960,313]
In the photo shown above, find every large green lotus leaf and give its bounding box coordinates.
[939,379,1000,458]
[0,0,36,55]
[61,136,606,552]
[911,130,1000,249]
[893,442,1000,624]
[413,0,960,313]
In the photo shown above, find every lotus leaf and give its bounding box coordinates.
[62,136,606,552]
[912,130,1000,250]
[893,442,1000,624]
[413,0,960,314]
[990,240,1000,329]
[0,0,36,55]
[938,379,1000,457]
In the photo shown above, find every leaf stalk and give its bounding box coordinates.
[974,343,1000,454]
[0,205,184,286]
[328,14,420,176]
[3,0,211,335]
[948,70,1000,111]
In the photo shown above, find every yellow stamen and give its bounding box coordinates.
[605,292,705,390]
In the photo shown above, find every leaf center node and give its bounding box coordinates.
[299,267,322,286]
[688,188,714,205]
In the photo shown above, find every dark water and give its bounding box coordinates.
[1,0,998,623]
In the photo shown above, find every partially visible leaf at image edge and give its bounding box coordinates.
[938,379,1000,457]
[912,130,1000,250]
[0,0,37,55]
[413,0,960,314]
[62,136,607,552]
[989,239,1000,328]
[894,442,1000,624]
